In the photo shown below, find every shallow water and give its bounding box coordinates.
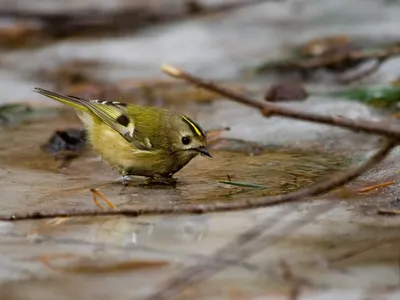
[0,111,350,211]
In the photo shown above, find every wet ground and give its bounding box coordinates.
[0,1,400,299]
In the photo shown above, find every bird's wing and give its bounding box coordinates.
[86,100,153,151]
[34,88,152,151]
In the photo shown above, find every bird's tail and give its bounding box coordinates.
[34,87,91,113]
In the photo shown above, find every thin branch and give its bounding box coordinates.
[357,180,395,194]
[1,139,395,221]
[161,65,400,141]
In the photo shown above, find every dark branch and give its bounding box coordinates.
[161,65,400,141]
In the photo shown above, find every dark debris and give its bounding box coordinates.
[41,128,86,154]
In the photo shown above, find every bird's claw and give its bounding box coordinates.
[116,175,135,186]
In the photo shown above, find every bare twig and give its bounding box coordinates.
[357,180,395,194]
[1,139,394,221]
[161,65,400,141]
[90,188,116,209]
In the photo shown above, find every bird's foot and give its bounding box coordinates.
[146,175,178,186]
[116,175,135,186]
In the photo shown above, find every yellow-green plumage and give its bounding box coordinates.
[34,88,211,180]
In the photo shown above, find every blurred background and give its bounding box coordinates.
[1,0,400,103]
[1,1,400,300]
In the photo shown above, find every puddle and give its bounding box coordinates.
[0,109,350,211]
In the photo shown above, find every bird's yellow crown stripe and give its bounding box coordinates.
[181,115,203,137]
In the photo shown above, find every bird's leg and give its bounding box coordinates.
[113,167,136,186]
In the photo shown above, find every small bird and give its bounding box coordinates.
[34,88,212,183]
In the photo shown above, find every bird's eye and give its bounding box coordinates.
[181,136,191,145]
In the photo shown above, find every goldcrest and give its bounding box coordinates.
[34,88,212,183]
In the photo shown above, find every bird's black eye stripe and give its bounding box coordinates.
[116,114,130,126]
[181,136,191,145]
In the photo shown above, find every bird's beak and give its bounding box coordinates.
[196,146,213,158]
